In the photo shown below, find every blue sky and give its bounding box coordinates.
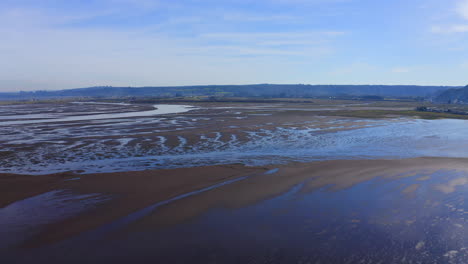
[1,0,468,91]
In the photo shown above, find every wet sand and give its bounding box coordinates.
[0,164,265,247]
[4,101,468,263]
[0,101,412,175]
[3,157,468,253]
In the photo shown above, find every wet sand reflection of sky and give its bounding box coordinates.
[134,170,468,263]
[6,169,468,263]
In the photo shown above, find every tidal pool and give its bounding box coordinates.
[0,104,196,125]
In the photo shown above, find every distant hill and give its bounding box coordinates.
[0,84,458,100]
[434,85,468,104]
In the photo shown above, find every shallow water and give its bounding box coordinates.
[3,101,468,174]
[4,102,468,263]
[2,118,468,174]
[0,104,195,125]
[0,190,108,249]
[153,170,468,263]
[5,169,468,263]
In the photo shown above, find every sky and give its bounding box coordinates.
[1,0,468,91]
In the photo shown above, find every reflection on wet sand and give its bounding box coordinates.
[125,158,468,233]
[3,157,468,263]
[4,101,468,263]
[1,164,265,248]
[107,164,468,263]
[0,190,108,249]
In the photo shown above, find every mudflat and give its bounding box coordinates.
[3,157,468,250]
[1,164,265,246]
[3,101,468,263]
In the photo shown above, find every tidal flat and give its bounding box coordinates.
[3,100,468,263]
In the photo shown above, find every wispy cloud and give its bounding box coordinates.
[268,0,352,4]
[222,13,300,22]
[0,2,346,90]
[194,31,344,57]
[456,0,468,20]
[391,67,412,73]
[3,0,461,90]
[199,31,345,42]
[431,24,468,33]
[431,0,468,34]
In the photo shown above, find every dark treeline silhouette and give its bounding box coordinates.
[0,84,458,100]
[434,85,468,104]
